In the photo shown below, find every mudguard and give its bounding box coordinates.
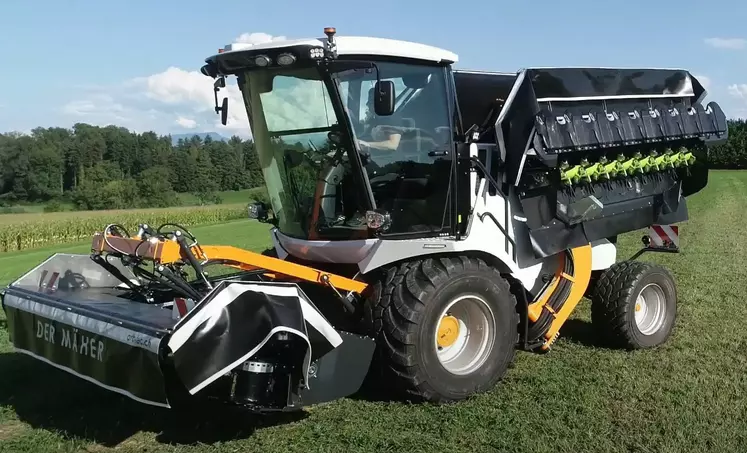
[1,253,359,409]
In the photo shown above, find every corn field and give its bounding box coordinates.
[0,204,248,252]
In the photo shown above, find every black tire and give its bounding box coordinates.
[590,261,677,350]
[362,255,518,403]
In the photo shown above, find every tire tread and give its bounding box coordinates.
[366,255,519,403]
[590,260,675,349]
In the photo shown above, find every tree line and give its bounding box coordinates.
[0,119,745,211]
[0,123,265,210]
[708,119,747,169]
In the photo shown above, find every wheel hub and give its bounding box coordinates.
[437,315,460,347]
[634,283,667,335]
[434,295,497,375]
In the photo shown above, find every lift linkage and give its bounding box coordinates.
[90,227,367,312]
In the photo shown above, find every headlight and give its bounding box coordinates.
[247,202,269,221]
[277,53,296,65]
[254,55,271,67]
[365,209,391,231]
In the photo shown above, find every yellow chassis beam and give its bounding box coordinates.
[93,231,592,348]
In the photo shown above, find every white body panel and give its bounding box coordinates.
[220,36,458,64]
[590,239,617,270]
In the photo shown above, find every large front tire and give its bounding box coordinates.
[590,261,677,349]
[364,256,518,403]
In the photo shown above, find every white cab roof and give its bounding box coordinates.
[220,36,459,64]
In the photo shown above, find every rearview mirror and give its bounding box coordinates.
[374,80,395,116]
[212,76,229,125]
[219,97,228,125]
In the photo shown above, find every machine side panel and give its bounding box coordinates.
[272,228,379,264]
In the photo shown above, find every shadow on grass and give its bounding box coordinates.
[558,318,606,348]
[0,353,306,447]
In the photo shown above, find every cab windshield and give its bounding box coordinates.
[238,61,454,241]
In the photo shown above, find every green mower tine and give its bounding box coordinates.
[654,148,675,170]
[563,165,582,184]
[621,152,643,175]
[576,159,592,183]
[584,160,604,181]
[639,151,660,173]
[590,156,610,180]
[560,161,574,185]
[671,151,684,167]
[603,154,626,178]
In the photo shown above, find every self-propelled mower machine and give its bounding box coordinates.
[2,28,728,411]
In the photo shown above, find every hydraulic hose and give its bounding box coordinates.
[527,251,573,342]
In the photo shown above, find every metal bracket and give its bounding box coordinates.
[628,234,680,261]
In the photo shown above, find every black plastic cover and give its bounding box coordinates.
[452,71,517,141]
[490,68,728,166]
[527,67,706,101]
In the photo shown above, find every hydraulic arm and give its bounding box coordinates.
[90,223,367,310]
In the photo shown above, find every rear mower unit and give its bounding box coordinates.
[2,29,728,411]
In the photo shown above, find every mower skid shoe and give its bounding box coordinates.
[1,253,347,410]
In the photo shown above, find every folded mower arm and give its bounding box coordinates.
[90,224,367,311]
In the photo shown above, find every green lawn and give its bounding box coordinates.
[1,172,747,452]
[0,219,273,285]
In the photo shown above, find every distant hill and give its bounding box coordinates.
[170,132,228,145]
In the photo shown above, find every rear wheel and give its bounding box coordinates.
[590,261,677,349]
[363,255,518,403]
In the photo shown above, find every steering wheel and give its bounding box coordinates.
[369,172,400,190]
[402,127,448,151]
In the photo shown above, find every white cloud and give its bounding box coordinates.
[704,37,746,50]
[727,84,747,119]
[142,67,215,106]
[176,116,197,129]
[728,84,747,100]
[59,31,300,138]
[235,32,287,45]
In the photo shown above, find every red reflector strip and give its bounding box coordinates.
[649,225,679,247]
[175,298,188,317]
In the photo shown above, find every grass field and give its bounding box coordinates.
[1,171,747,452]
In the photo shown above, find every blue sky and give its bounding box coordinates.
[1,0,745,137]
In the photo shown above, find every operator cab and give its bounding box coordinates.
[202,29,465,244]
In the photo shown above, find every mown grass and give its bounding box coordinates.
[1,172,746,452]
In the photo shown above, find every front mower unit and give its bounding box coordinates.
[1,241,374,411]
